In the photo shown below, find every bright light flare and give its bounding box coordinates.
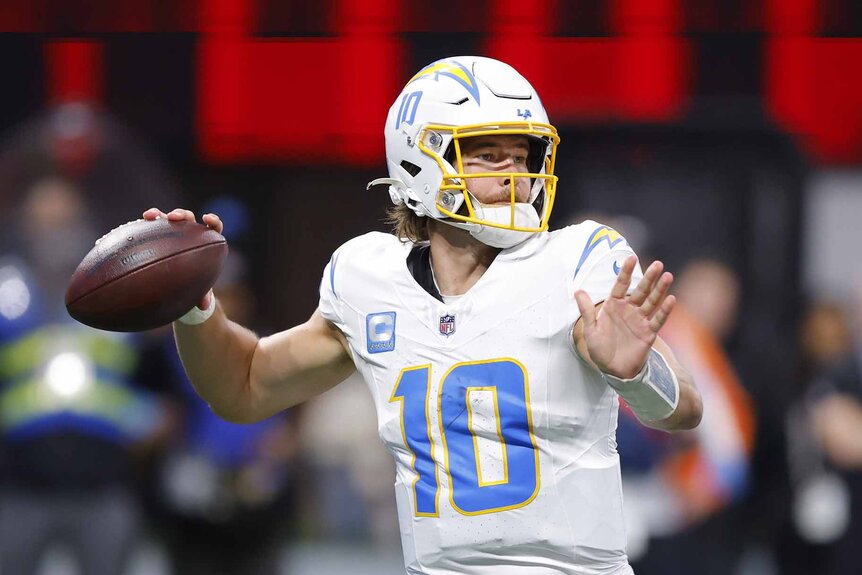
[0,266,31,321]
[45,352,91,398]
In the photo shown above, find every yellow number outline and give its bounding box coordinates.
[437,357,541,516]
[466,386,509,487]
[389,364,440,517]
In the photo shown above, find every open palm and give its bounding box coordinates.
[574,256,676,380]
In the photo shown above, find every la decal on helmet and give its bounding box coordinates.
[369,56,560,248]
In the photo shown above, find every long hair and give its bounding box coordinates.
[386,203,429,243]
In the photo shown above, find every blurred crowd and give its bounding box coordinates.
[0,96,861,575]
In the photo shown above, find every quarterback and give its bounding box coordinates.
[145,56,702,574]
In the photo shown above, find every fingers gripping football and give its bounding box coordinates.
[143,207,225,310]
[143,207,224,235]
[574,256,676,379]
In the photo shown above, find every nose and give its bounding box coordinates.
[500,175,521,190]
[499,175,529,202]
[498,159,517,184]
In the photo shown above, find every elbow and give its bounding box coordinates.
[672,389,704,431]
[648,388,703,433]
[211,340,270,424]
[689,386,705,428]
[208,402,261,425]
[204,372,268,425]
[681,396,704,430]
[206,389,263,424]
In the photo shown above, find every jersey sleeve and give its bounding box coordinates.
[318,246,347,331]
[569,221,644,306]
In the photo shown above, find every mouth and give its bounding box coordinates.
[484,195,529,205]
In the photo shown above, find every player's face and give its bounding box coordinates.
[459,135,532,204]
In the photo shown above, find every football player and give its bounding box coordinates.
[145,56,702,575]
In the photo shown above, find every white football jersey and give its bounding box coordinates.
[318,220,643,575]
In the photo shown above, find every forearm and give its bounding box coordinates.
[575,326,703,432]
[599,347,702,432]
[173,300,261,423]
[626,339,702,432]
[175,305,355,424]
[640,364,702,432]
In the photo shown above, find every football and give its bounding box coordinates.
[65,218,228,332]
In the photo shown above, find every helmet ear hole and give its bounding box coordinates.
[400,160,422,177]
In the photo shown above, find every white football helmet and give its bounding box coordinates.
[370,56,560,247]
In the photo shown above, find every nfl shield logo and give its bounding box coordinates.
[439,314,456,336]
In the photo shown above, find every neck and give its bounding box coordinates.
[427,220,500,296]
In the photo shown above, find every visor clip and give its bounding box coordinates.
[427,132,443,151]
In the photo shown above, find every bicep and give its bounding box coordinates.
[249,309,355,417]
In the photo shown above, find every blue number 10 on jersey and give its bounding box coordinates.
[390,358,540,516]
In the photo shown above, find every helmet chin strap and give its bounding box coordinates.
[443,198,540,249]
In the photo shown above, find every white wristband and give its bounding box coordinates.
[177,292,217,325]
[601,348,680,422]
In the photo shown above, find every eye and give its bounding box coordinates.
[479,153,495,162]
[514,155,528,165]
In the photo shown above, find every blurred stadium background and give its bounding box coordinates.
[0,1,861,574]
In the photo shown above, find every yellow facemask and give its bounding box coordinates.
[417,121,560,232]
